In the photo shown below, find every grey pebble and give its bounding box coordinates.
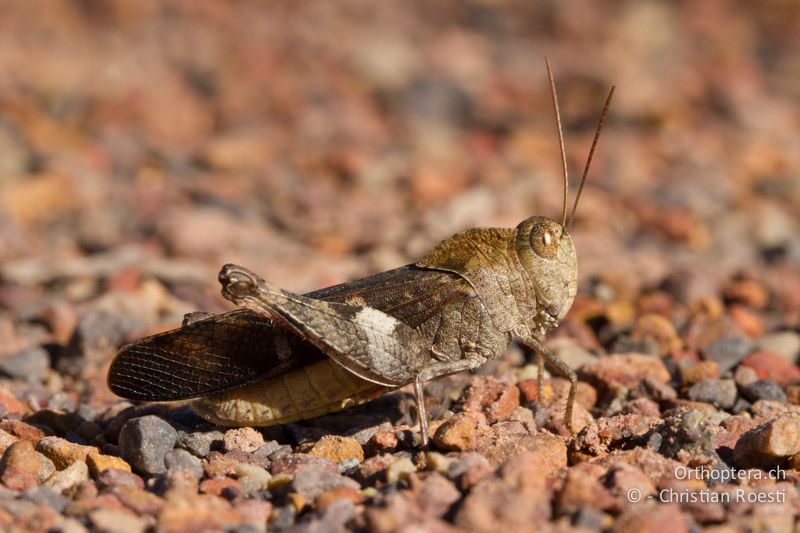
[742,380,787,403]
[757,331,800,362]
[658,409,728,458]
[60,310,140,375]
[0,347,50,381]
[35,452,56,483]
[118,415,178,475]
[46,392,76,412]
[45,460,88,492]
[703,337,754,373]
[687,379,738,409]
[164,448,203,479]
[176,430,223,458]
[446,452,490,482]
[20,486,68,513]
[731,397,752,415]
[266,444,292,461]
[251,440,281,458]
[338,457,361,473]
[290,468,360,500]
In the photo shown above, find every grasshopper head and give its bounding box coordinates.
[515,216,578,323]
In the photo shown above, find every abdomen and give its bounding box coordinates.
[191,357,394,426]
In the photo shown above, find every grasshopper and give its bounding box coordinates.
[108,61,614,446]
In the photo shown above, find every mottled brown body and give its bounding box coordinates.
[108,218,574,435]
[108,65,614,445]
[190,258,514,426]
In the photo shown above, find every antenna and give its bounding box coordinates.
[567,86,615,228]
[545,57,569,227]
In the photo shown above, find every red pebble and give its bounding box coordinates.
[740,351,800,385]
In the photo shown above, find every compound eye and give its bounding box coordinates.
[530,224,560,259]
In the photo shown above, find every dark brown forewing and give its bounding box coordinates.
[108,265,470,401]
[108,308,320,401]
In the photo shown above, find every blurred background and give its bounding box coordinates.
[0,1,798,400]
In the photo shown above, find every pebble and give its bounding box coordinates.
[0,440,40,478]
[621,398,660,417]
[687,379,737,409]
[733,365,759,387]
[757,331,800,362]
[58,309,138,378]
[0,440,44,491]
[630,378,678,402]
[290,466,360,501]
[742,380,787,403]
[459,376,520,423]
[518,378,597,410]
[234,462,271,494]
[605,463,657,507]
[315,485,364,510]
[680,360,720,386]
[45,460,89,493]
[0,420,44,442]
[236,499,272,529]
[307,435,365,463]
[202,452,240,479]
[740,351,800,385]
[0,347,50,382]
[157,492,240,532]
[630,313,682,355]
[445,452,491,490]
[0,387,27,415]
[734,413,800,468]
[35,453,56,483]
[113,486,164,516]
[728,304,764,337]
[572,414,661,458]
[579,354,671,396]
[557,464,616,514]
[432,411,487,451]
[455,451,552,531]
[85,453,131,480]
[20,486,69,513]
[702,337,754,373]
[36,437,98,470]
[96,468,144,491]
[385,457,416,484]
[164,449,203,480]
[365,430,398,456]
[786,384,800,405]
[176,431,223,458]
[222,427,264,453]
[199,478,241,500]
[353,454,399,486]
[89,508,149,533]
[161,469,198,495]
[118,416,178,475]
[270,454,338,476]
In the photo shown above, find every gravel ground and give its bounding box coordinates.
[0,1,799,532]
